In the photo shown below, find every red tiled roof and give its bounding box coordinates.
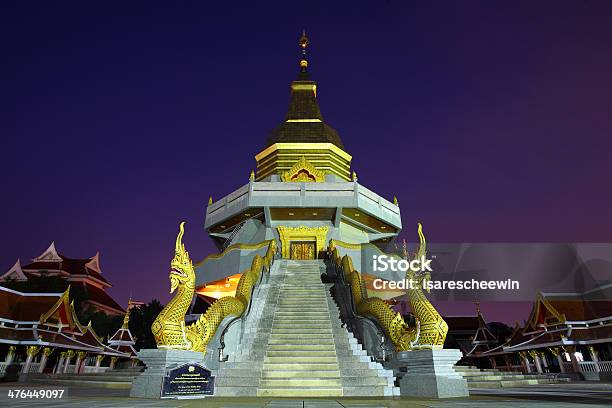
[22,254,110,286]
[0,287,61,321]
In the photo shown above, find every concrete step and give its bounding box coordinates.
[266,350,337,357]
[270,329,333,334]
[267,344,336,351]
[272,324,333,329]
[31,378,131,389]
[262,370,342,378]
[260,378,342,387]
[264,356,338,364]
[464,375,527,381]
[269,333,335,340]
[45,374,136,382]
[268,336,335,343]
[256,388,343,397]
[263,363,340,371]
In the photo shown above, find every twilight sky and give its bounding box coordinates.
[2,1,612,324]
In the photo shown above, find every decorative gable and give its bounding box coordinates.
[281,156,326,182]
[85,252,101,273]
[0,259,28,281]
[33,242,62,262]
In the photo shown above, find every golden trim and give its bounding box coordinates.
[197,240,273,266]
[277,225,329,259]
[255,143,352,162]
[329,239,362,250]
[328,224,448,351]
[39,286,76,330]
[281,156,326,182]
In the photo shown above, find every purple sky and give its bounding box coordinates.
[2,2,612,324]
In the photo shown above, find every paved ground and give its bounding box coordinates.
[0,382,611,408]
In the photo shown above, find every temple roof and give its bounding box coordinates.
[19,243,111,286]
[265,32,345,150]
[0,287,63,322]
[265,80,344,149]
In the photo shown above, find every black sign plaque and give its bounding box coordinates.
[160,362,215,398]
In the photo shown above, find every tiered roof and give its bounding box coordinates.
[108,300,137,357]
[1,242,124,315]
[0,286,129,357]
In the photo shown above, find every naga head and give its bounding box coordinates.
[169,222,195,293]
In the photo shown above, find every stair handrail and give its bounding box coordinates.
[217,240,278,362]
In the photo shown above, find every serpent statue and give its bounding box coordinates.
[328,223,448,351]
[151,222,276,353]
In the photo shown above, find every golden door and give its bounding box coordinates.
[290,241,316,260]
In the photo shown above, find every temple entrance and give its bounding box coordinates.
[290,241,316,260]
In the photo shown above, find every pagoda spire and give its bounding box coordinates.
[122,298,132,329]
[299,29,309,74]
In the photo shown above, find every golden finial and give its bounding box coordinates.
[122,298,132,329]
[299,30,309,72]
[249,170,255,182]
[393,196,398,205]
[352,171,357,182]
[208,196,213,205]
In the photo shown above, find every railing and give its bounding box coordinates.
[598,360,612,372]
[221,220,248,251]
[218,246,279,362]
[579,361,598,372]
[82,366,108,374]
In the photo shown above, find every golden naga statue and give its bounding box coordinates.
[151,222,276,353]
[328,223,448,351]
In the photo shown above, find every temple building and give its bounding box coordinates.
[0,286,132,380]
[452,283,612,381]
[0,242,124,315]
[150,32,453,398]
[197,32,402,295]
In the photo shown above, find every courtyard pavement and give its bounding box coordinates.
[0,382,611,408]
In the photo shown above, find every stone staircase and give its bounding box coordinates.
[216,259,397,397]
[454,365,570,388]
[29,367,142,389]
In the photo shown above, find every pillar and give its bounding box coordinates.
[63,350,75,373]
[588,345,600,372]
[21,346,40,374]
[74,351,87,374]
[109,356,118,370]
[489,357,497,369]
[519,351,531,373]
[5,346,16,365]
[55,352,66,374]
[538,350,549,372]
[38,347,54,373]
[94,355,104,372]
[529,350,543,373]
[550,347,565,373]
[565,346,580,373]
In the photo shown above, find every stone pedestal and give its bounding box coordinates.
[130,349,206,399]
[396,349,469,399]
